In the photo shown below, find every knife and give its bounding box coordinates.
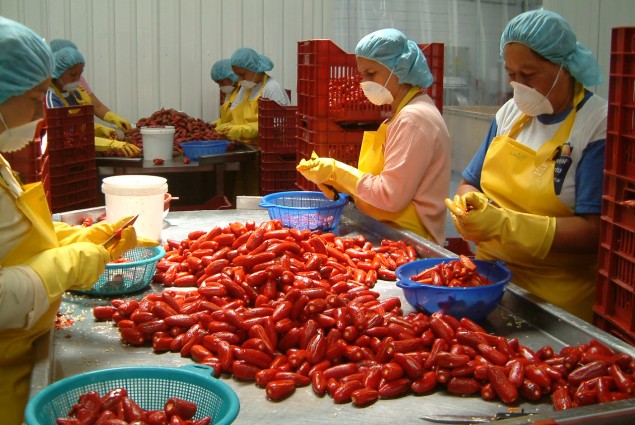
[323,184,340,201]
[102,214,139,249]
[420,411,532,424]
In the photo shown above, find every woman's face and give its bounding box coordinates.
[0,78,50,133]
[231,66,261,83]
[57,63,84,86]
[503,42,572,113]
[215,78,236,88]
[356,57,399,93]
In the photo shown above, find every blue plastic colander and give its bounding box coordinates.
[259,191,350,231]
[74,245,166,296]
[25,364,240,425]
[396,258,512,322]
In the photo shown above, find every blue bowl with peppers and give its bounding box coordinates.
[396,257,512,322]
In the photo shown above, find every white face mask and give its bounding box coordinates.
[510,65,562,117]
[0,112,42,153]
[240,80,256,90]
[360,71,394,105]
[220,85,235,94]
[62,81,81,92]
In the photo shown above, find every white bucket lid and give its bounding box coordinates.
[102,175,168,196]
[140,126,175,135]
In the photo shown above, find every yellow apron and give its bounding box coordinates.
[0,156,60,425]
[478,83,596,321]
[356,87,433,240]
[229,74,268,145]
[228,75,268,196]
[218,87,240,126]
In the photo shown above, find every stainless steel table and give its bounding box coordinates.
[31,206,635,424]
[96,143,259,197]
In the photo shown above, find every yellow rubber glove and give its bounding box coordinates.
[225,123,258,141]
[215,123,232,133]
[54,217,159,260]
[94,123,116,139]
[445,192,556,259]
[94,137,141,157]
[103,111,132,132]
[296,152,364,197]
[24,242,110,301]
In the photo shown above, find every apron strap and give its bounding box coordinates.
[387,86,421,124]
[534,82,585,166]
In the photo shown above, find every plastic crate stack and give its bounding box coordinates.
[3,136,51,206]
[46,105,98,213]
[258,98,298,195]
[594,27,635,345]
[295,39,444,191]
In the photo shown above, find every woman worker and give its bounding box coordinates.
[297,28,451,245]
[210,58,239,127]
[445,10,606,322]
[215,47,290,143]
[45,46,140,157]
[0,17,153,424]
[49,38,132,133]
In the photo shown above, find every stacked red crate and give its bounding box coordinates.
[258,98,298,195]
[3,136,51,206]
[295,39,444,191]
[46,105,98,213]
[593,27,635,345]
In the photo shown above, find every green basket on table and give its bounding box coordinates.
[25,365,240,425]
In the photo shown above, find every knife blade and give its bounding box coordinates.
[102,214,139,249]
[420,411,532,424]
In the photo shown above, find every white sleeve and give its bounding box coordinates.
[0,265,50,331]
[262,79,291,105]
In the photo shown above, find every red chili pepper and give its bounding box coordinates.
[164,396,197,420]
[153,158,165,165]
[266,379,296,400]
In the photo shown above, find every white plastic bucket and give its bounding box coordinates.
[102,175,168,240]
[140,126,175,161]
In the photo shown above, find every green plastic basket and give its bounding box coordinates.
[75,245,165,296]
[25,365,240,425]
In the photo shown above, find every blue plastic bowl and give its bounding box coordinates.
[25,365,240,425]
[181,140,230,160]
[259,191,350,231]
[396,258,512,322]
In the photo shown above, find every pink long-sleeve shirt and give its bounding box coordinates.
[356,93,451,244]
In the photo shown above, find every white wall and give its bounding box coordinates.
[544,0,635,99]
[0,0,335,124]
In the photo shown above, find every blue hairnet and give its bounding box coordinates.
[211,59,238,83]
[53,46,85,79]
[230,48,273,73]
[355,28,434,88]
[0,17,53,105]
[501,9,603,87]
[50,38,78,53]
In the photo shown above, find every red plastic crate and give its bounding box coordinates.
[258,98,297,155]
[46,105,95,151]
[593,312,635,346]
[260,152,296,171]
[297,39,444,122]
[595,27,635,343]
[44,105,97,213]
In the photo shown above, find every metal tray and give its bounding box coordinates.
[31,206,635,424]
